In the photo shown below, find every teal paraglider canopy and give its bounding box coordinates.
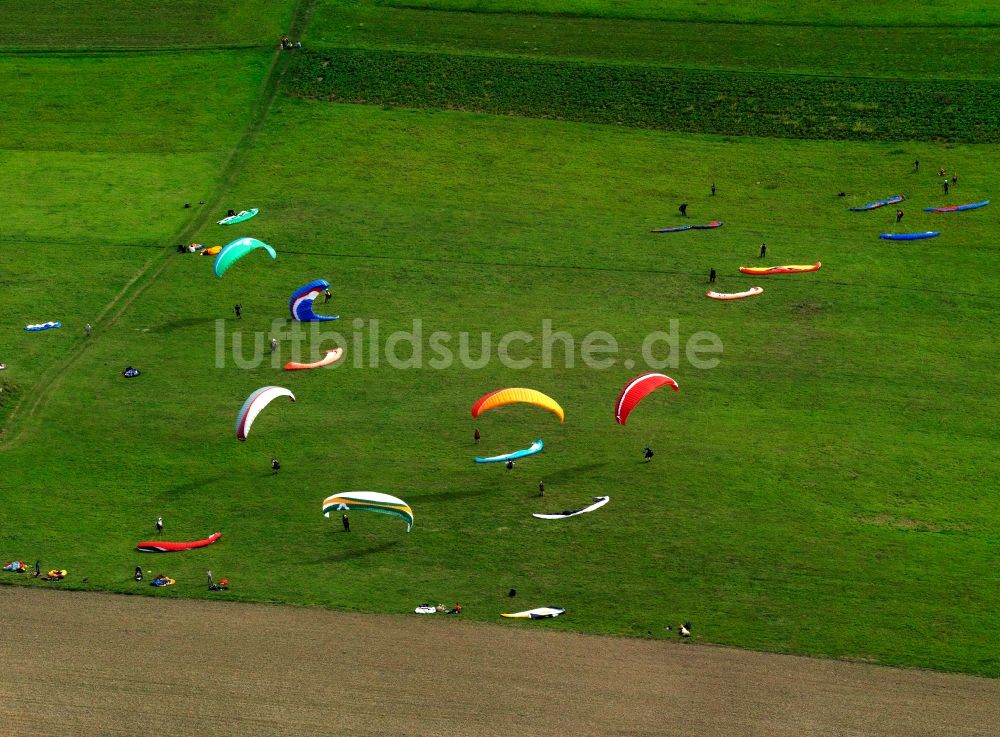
[213,237,276,278]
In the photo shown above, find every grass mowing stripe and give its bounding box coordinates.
[262,246,995,301]
[286,48,1000,143]
[0,51,272,154]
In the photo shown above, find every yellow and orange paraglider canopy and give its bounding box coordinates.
[471,388,564,423]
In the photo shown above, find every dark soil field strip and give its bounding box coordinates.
[1,587,996,737]
[287,48,1000,143]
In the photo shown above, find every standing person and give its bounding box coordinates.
[342,514,350,532]
[473,428,481,444]
[951,173,958,184]
[270,337,277,354]
[538,481,545,497]
[84,323,92,337]
[156,516,163,535]
[760,243,767,259]
[914,159,919,172]
[134,566,143,582]
[710,183,716,196]
[34,560,41,578]
[234,303,242,319]
[943,180,949,194]
[896,209,904,223]
[271,457,280,474]
[678,203,688,217]
[505,459,515,471]
[324,289,332,304]
[709,268,716,283]
[206,569,213,587]
[643,446,654,463]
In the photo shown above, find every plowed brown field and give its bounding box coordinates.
[1,587,996,736]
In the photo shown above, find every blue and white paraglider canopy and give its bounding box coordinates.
[289,279,339,322]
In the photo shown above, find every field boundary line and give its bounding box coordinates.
[0,0,318,449]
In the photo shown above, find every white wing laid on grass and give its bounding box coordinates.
[501,607,566,619]
[532,496,609,520]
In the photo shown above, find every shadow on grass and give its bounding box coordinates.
[162,474,228,496]
[152,316,220,333]
[311,539,400,564]
[408,487,491,503]
[544,462,609,484]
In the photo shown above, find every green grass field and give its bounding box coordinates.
[2,0,998,677]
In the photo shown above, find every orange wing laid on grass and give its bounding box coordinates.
[739,262,821,275]
[283,348,344,371]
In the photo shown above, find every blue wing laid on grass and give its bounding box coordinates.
[879,231,940,240]
[849,194,905,211]
[475,439,544,464]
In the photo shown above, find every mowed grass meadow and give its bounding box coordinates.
[1,1,998,677]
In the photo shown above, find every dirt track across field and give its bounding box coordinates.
[1,587,996,737]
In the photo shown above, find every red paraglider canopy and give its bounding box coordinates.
[135,532,222,553]
[614,373,678,425]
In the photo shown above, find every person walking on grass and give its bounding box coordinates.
[896,209,904,223]
[643,445,654,463]
[709,268,716,284]
[760,243,767,259]
[710,183,716,196]
[678,203,688,217]
[234,303,242,319]
[271,457,280,474]
[270,337,277,354]
[538,481,545,498]
[324,289,332,304]
[943,180,949,194]
[84,323,92,337]
[914,159,919,172]
[156,516,163,535]
[34,560,41,578]
[473,428,481,444]
[206,569,213,587]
